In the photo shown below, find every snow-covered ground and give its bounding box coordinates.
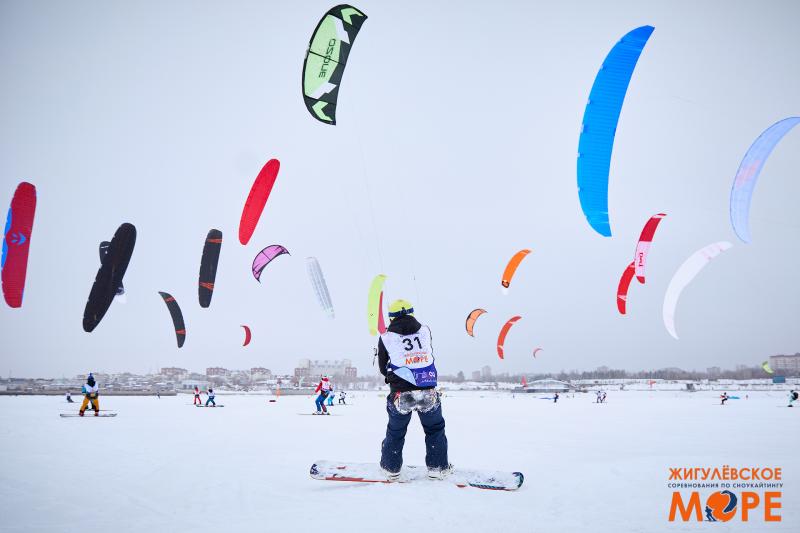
[1,391,797,532]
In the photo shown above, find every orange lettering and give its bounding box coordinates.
[740,492,758,521]
[669,492,702,522]
[764,492,781,522]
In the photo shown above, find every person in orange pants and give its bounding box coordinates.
[79,373,100,416]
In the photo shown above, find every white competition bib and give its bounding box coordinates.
[381,325,437,387]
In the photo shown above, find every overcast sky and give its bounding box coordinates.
[1,0,799,379]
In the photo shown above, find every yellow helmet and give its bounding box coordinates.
[388,299,414,318]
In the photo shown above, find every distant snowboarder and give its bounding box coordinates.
[193,386,202,406]
[338,391,347,405]
[553,392,559,403]
[789,390,798,407]
[205,388,216,407]
[326,385,335,406]
[79,373,100,417]
[377,299,449,481]
[601,392,607,403]
[66,391,74,403]
[720,392,729,406]
[314,377,331,415]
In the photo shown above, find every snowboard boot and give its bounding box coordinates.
[94,410,99,416]
[380,466,401,482]
[79,410,85,417]
[428,464,454,480]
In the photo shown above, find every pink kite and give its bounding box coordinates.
[634,213,666,284]
[377,291,387,334]
[252,245,289,282]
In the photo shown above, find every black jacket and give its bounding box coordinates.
[377,315,434,393]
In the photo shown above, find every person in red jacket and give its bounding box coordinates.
[193,386,202,406]
[313,376,332,415]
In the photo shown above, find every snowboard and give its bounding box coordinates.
[195,404,224,408]
[60,413,117,418]
[309,460,524,491]
[298,412,339,416]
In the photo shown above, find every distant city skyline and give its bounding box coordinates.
[5,353,798,381]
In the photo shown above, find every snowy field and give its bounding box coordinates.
[0,391,797,533]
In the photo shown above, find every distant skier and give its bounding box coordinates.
[378,299,449,481]
[79,373,100,417]
[338,391,347,405]
[157,390,161,399]
[314,376,331,415]
[327,385,335,406]
[789,390,798,407]
[596,391,602,403]
[601,392,607,403]
[553,392,559,403]
[720,392,729,405]
[205,388,216,407]
[66,391,74,403]
[193,386,202,406]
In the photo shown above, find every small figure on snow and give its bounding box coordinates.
[205,388,216,407]
[789,390,798,408]
[601,392,607,403]
[327,384,335,407]
[720,392,729,406]
[338,391,347,405]
[79,373,100,417]
[553,392,559,403]
[193,386,202,406]
[378,299,450,481]
[314,376,332,415]
[66,391,74,403]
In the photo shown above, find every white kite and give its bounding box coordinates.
[662,242,732,339]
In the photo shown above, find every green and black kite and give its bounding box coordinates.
[302,4,367,125]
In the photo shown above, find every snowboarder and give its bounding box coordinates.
[789,390,798,407]
[596,390,602,403]
[720,392,729,405]
[338,390,347,405]
[553,392,559,403]
[377,299,449,481]
[326,385,335,406]
[193,386,202,406]
[601,391,607,403]
[66,391,74,403]
[205,388,216,407]
[79,373,100,417]
[314,376,332,414]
